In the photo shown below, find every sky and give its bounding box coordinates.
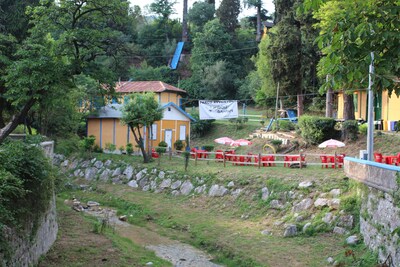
[129,0,275,20]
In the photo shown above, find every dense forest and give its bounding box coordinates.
[0,0,398,141]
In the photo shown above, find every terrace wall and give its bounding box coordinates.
[344,157,400,266]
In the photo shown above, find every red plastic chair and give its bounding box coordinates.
[151,148,159,158]
[267,155,275,166]
[336,154,345,168]
[283,155,290,167]
[320,155,328,168]
[396,153,400,166]
[374,153,383,163]
[215,150,224,161]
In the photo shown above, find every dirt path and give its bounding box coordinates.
[86,208,222,267]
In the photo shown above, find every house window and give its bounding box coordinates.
[179,125,186,140]
[353,94,358,112]
[151,124,157,140]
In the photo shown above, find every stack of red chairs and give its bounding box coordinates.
[215,150,224,161]
[320,155,328,168]
[151,148,159,158]
[374,153,383,163]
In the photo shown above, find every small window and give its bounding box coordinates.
[151,124,157,140]
[353,94,358,112]
[179,125,186,140]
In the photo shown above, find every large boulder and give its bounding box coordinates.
[208,185,228,197]
[180,181,194,196]
[284,224,297,237]
[127,180,139,188]
[171,180,182,190]
[292,198,313,212]
[261,187,269,201]
[160,178,172,189]
[123,166,134,180]
[84,167,97,181]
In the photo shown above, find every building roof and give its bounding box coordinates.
[161,102,196,122]
[88,102,195,122]
[115,81,187,94]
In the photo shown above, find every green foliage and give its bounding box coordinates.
[157,141,168,153]
[216,0,241,34]
[11,124,38,135]
[121,93,163,163]
[272,120,295,132]
[119,146,125,153]
[270,139,283,150]
[158,141,168,147]
[341,120,358,141]
[358,124,368,135]
[298,115,337,144]
[128,63,178,85]
[190,113,214,138]
[312,0,399,95]
[55,135,81,156]
[188,2,215,31]
[174,140,184,151]
[105,143,116,152]
[0,140,54,260]
[81,135,96,152]
[126,143,134,155]
[203,145,214,152]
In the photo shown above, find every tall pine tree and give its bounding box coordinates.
[216,0,241,34]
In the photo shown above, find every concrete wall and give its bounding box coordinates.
[0,141,58,267]
[344,157,400,266]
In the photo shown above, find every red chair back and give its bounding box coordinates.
[374,153,383,163]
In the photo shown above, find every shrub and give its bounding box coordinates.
[298,116,337,144]
[126,143,134,155]
[190,112,214,137]
[342,120,358,141]
[119,146,125,154]
[174,140,184,151]
[157,141,168,153]
[0,140,55,257]
[272,120,295,132]
[105,143,116,152]
[55,135,81,156]
[359,124,368,135]
[203,145,214,152]
[11,124,38,135]
[80,135,96,152]
[270,139,283,150]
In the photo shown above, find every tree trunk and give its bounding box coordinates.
[0,97,36,144]
[297,94,304,116]
[343,92,355,120]
[256,5,262,42]
[130,126,150,163]
[325,87,333,117]
[182,0,188,42]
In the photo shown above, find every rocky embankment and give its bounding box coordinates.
[55,155,359,248]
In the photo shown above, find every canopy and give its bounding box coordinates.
[318,139,345,148]
[231,139,253,147]
[214,137,234,145]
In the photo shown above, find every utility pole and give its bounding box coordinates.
[367,52,374,161]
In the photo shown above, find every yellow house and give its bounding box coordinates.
[337,90,400,131]
[87,81,194,150]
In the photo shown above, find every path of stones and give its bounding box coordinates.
[86,208,222,267]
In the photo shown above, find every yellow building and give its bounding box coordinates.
[87,81,194,150]
[337,90,400,131]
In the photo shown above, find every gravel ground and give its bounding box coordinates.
[85,208,223,267]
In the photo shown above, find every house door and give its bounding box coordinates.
[164,130,172,149]
[374,92,382,120]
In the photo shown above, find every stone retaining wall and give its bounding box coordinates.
[344,157,400,266]
[0,141,58,267]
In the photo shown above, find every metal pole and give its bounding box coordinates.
[274,82,280,130]
[367,52,375,161]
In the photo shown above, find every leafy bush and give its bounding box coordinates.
[342,120,358,141]
[0,140,54,257]
[298,116,337,144]
[157,141,168,153]
[270,139,283,150]
[105,143,116,152]
[119,146,125,153]
[55,135,81,156]
[358,124,368,135]
[272,120,295,132]
[190,112,214,138]
[174,140,184,151]
[203,145,214,151]
[80,135,96,152]
[126,143,134,155]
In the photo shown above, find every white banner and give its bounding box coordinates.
[199,100,238,120]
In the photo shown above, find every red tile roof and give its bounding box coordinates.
[115,81,187,94]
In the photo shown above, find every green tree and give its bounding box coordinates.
[304,0,400,118]
[243,0,263,41]
[121,93,163,163]
[188,2,215,32]
[216,0,241,34]
[0,0,134,143]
